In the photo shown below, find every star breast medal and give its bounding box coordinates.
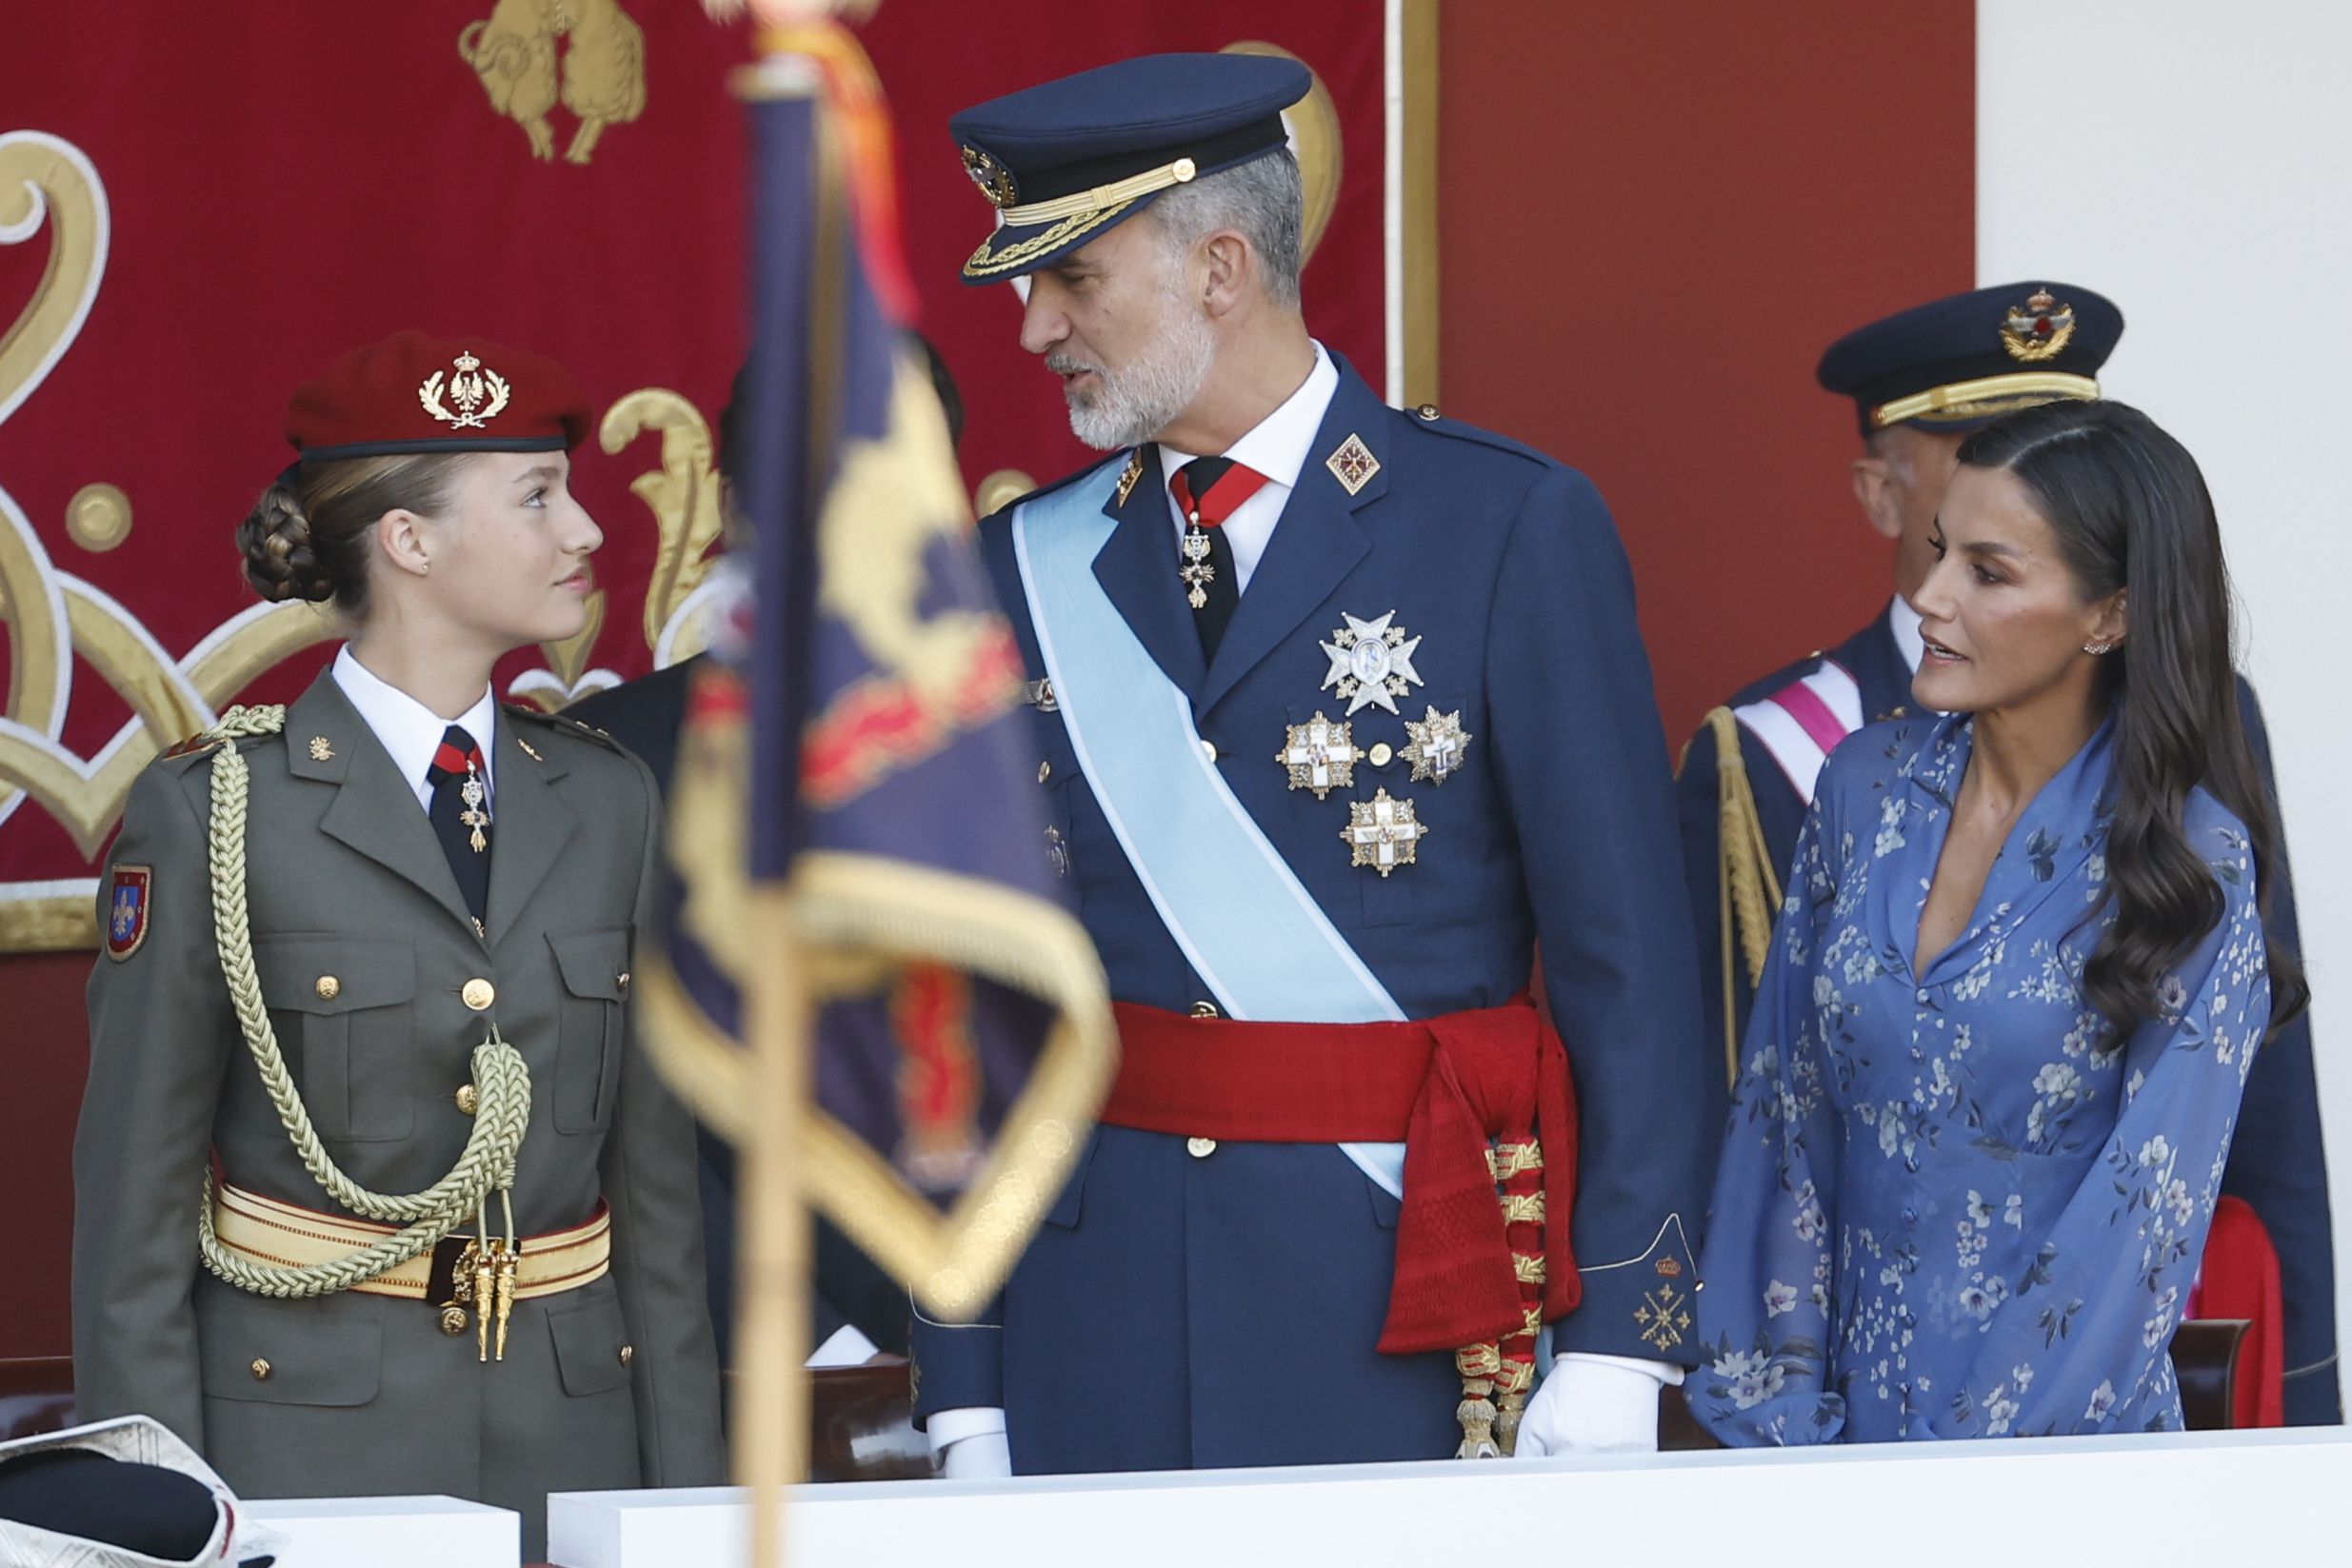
[1402,706,1472,784]
[1276,711,1361,800]
[1320,610,1424,717]
[1343,788,1425,877]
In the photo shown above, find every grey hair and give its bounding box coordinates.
[1145,149,1305,308]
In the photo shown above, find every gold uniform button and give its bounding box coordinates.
[440,1305,469,1337]
[1038,761,1052,784]
[454,1083,480,1117]
[1415,403,1441,421]
[1201,740,1219,764]
[461,978,495,1012]
[314,975,341,1001]
[1186,1137,1217,1159]
[1189,1000,1220,1019]
[249,1358,271,1381]
[616,971,631,996]
[619,1343,635,1367]
[1368,743,1394,767]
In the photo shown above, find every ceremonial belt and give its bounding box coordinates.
[1103,994,1582,1358]
[209,1182,610,1301]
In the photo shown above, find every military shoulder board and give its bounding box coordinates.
[1729,661,1864,805]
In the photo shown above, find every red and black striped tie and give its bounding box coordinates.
[425,724,490,923]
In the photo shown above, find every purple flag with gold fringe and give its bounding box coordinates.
[641,31,1111,1320]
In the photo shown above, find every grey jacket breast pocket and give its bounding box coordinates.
[548,927,630,1134]
[251,934,417,1141]
[548,1283,634,1398]
[199,1303,381,1407]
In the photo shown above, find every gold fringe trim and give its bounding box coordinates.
[1704,705,1783,1088]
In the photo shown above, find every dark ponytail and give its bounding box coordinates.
[1956,399,2307,1040]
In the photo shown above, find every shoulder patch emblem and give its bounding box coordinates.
[106,865,152,961]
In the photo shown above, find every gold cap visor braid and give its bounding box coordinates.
[1872,371,2102,430]
[962,157,1199,281]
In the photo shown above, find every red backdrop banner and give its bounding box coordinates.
[0,1,1401,1356]
[0,2,1391,915]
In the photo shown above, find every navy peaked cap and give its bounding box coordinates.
[1818,281,2124,436]
[949,52,1311,284]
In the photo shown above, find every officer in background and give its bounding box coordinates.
[914,53,1714,1477]
[1676,283,2338,1424]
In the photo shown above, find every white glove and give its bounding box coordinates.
[1512,1353,1676,1457]
[927,1405,1013,1479]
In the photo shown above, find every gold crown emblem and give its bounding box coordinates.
[1654,1257,1684,1279]
[2000,288,2077,363]
[419,348,511,430]
[961,145,1017,210]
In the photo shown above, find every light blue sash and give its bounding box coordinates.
[1012,463,1406,1195]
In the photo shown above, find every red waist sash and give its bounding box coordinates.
[1104,994,1581,1355]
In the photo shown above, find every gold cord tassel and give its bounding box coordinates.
[1492,1355,1536,1456]
[1703,706,1783,1087]
[1454,1344,1503,1459]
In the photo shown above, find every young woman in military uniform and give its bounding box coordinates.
[72,331,723,1552]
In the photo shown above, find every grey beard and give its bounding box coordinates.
[1058,308,1217,451]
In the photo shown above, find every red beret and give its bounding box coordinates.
[285,331,591,463]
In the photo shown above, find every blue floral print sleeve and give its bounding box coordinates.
[1689,714,2273,1445]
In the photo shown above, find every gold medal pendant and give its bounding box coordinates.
[460,766,490,853]
[1179,522,1215,611]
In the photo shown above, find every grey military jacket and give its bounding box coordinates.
[73,669,723,1538]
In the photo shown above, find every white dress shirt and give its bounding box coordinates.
[1886,592,1925,675]
[330,645,498,815]
[1158,342,1340,592]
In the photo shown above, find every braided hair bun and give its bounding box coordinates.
[237,474,340,604]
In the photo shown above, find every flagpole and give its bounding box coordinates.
[738,884,813,1568]
[732,30,852,1567]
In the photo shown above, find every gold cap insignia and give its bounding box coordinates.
[418,349,512,430]
[961,145,1018,210]
[1325,433,1380,496]
[2000,289,2077,363]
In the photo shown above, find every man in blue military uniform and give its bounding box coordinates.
[1676,282,2339,1424]
[912,53,1715,1476]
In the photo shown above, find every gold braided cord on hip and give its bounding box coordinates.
[1704,706,1783,1087]
[192,705,532,1300]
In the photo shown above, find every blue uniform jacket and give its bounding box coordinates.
[910,358,1717,1472]
[1676,614,2339,1424]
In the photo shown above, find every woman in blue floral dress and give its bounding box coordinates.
[1690,399,2307,1443]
